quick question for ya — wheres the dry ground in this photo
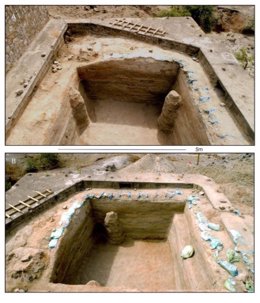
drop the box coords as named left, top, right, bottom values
left=47, top=5, right=254, bottom=77
left=70, top=153, right=254, bottom=217
left=6, top=153, right=254, bottom=216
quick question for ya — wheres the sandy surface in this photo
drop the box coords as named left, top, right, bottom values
left=48, top=5, right=254, bottom=79
left=6, top=153, right=254, bottom=216
left=73, top=239, right=175, bottom=290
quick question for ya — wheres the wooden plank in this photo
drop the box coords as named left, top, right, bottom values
left=133, top=24, right=142, bottom=32
left=23, top=197, right=35, bottom=203
left=19, top=200, right=32, bottom=208
left=136, top=24, right=145, bottom=33
left=144, top=26, right=151, bottom=34
left=116, top=19, right=124, bottom=26
left=130, top=23, right=138, bottom=30
left=112, top=19, right=119, bottom=24
left=139, top=25, right=150, bottom=31
left=152, top=28, right=160, bottom=36
left=5, top=213, right=11, bottom=218
left=124, top=24, right=132, bottom=29
left=5, top=189, right=53, bottom=216
left=34, top=191, right=47, bottom=198
left=109, top=19, right=166, bottom=37
left=8, top=204, right=22, bottom=213
left=122, top=21, right=129, bottom=29
left=27, top=195, right=39, bottom=202
left=147, top=28, right=155, bottom=34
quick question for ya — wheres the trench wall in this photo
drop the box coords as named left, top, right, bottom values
left=5, top=5, right=49, bottom=73
left=51, top=202, right=95, bottom=283
left=77, top=58, right=179, bottom=104
left=46, top=71, right=80, bottom=145
left=91, top=199, right=185, bottom=239
left=172, top=70, right=210, bottom=145
left=168, top=206, right=217, bottom=290
left=51, top=198, right=185, bottom=283
left=5, top=180, right=194, bottom=233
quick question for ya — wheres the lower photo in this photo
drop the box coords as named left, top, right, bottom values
left=5, top=153, right=254, bottom=293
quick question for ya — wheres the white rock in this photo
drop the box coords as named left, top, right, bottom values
left=181, top=245, right=194, bottom=259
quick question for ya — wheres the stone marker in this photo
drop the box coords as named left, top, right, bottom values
left=104, top=211, right=125, bottom=244
left=69, top=88, right=90, bottom=133
left=158, top=90, right=181, bottom=132
left=86, top=280, right=101, bottom=286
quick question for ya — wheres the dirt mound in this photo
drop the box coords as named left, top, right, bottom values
left=47, top=5, right=157, bottom=19
left=6, top=247, right=48, bottom=289
left=118, top=154, right=176, bottom=174
left=215, top=6, right=254, bottom=33
left=91, top=154, right=140, bottom=173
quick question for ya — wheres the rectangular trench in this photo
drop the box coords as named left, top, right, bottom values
left=49, top=190, right=217, bottom=291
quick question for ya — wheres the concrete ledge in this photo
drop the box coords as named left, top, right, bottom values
left=199, top=48, right=254, bottom=141
left=68, top=21, right=200, bottom=56
left=5, top=173, right=233, bottom=232
left=5, top=19, right=67, bottom=135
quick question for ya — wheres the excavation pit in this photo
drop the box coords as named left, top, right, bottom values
left=75, top=57, right=210, bottom=145
left=50, top=185, right=188, bottom=289
left=6, top=20, right=254, bottom=145
left=6, top=175, right=254, bottom=292
left=67, top=239, right=175, bottom=289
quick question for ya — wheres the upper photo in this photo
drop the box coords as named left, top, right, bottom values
left=5, top=5, right=255, bottom=145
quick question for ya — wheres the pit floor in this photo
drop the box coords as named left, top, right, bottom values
left=77, top=99, right=169, bottom=145
left=72, top=239, right=175, bottom=290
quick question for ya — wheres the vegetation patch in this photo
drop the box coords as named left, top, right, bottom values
left=5, top=162, right=25, bottom=191
left=25, top=154, right=61, bottom=173
left=242, top=20, right=255, bottom=35
left=235, top=47, right=254, bottom=69
left=156, top=6, right=191, bottom=17
left=156, top=5, right=216, bottom=32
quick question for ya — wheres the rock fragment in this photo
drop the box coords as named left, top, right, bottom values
left=158, top=90, right=182, bottom=132
left=69, top=88, right=90, bottom=133
left=86, top=280, right=101, bottom=286
left=15, top=89, right=23, bottom=96
left=104, top=211, right=125, bottom=244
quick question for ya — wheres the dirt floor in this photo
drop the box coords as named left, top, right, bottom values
left=73, top=239, right=175, bottom=290
left=47, top=5, right=254, bottom=77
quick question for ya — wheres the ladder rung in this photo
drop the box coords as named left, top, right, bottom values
left=19, top=200, right=32, bottom=208
left=145, top=26, right=151, bottom=34
left=8, top=204, right=22, bottom=213
left=27, top=195, right=39, bottom=202
left=34, top=191, right=46, bottom=197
